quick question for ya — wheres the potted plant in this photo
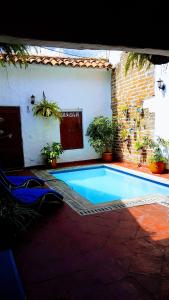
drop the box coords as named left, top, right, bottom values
left=120, top=104, right=130, bottom=119
left=32, top=92, right=62, bottom=120
left=41, top=142, right=63, bottom=168
left=86, top=116, right=118, bottom=162
left=120, top=127, right=129, bottom=142
left=136, top=106, right=144, bottom=118
left=148, top=150, right=167, bottom=174
left=134, top=136, right=150, bottom=166
left=146, top=137, right=168, bottom=174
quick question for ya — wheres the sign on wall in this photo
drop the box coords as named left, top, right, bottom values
left=62, top=112, right=80, bottom=118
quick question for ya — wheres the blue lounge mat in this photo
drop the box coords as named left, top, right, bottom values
left=0, top=249, right=25, bottom=300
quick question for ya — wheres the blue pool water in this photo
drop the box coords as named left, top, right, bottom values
left=51, top=166, right=169, bottom=204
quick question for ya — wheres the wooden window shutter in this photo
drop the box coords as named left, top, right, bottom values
left=60, top=111, right=83, bottom=150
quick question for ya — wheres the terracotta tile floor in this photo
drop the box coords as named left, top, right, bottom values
left=12, top=162, right=169, bottom=300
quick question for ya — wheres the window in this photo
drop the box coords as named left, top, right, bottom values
left=60, top=111, right=83, bottom=150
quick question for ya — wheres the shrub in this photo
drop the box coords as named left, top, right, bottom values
left=86, top=116, right=118, bottom=154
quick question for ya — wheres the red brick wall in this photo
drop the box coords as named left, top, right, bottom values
left=112, top=53, right=155, bottom=164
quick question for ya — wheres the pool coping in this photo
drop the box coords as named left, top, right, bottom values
left=32, top=164, right=169, bottom=216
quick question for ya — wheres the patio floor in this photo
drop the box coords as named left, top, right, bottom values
left=12, top=162, right=169, bottom=300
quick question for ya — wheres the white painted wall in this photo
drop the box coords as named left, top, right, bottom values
left=0, top=64, right=112, bottom=167
left=143, top=64, right=169, bottom=140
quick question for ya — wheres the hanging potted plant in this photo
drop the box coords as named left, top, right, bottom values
left=120, top=127, right=129, bottom=143
left=120, top=104, right=130, bottom=119
left=125, top=52, right=169, bottom=75
left=32, top=92, right=62, bottom=120
left=136, top=106, right=144, bottom=118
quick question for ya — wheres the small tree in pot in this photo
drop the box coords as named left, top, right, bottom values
left=86, top=116, right=118, bottom=162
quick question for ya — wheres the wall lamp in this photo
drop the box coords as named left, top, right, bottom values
left=157, top=78, right=166, bottom=91
left=27, top=95, right=36, bottom=113
left=30, top=95, right=36, bottom=105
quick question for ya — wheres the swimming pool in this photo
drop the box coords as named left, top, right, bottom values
left=51, top=165, right=169, bottom=205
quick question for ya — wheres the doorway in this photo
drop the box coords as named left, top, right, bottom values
left=0, top=106, right=24, bottom=170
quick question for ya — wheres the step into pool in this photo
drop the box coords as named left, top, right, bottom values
left=51, top=166, right=169, bottom=204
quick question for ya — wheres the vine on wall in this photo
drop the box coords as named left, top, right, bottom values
left=118, top=101, right=152, bottom=166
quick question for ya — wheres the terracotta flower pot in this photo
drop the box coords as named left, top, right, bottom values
left=50, top=158, right=57, bottom=168
left=102, top=152, right=113, bottom=162
left=148, top=162, right=165, bottom=174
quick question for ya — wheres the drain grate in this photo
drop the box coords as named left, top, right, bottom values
left=77, top=199, right=157, bottom=216
left=159, top=201, right=169, bottom=208
left=79, top=206, right=120, bottom=216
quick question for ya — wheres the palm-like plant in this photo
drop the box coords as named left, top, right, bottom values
left=0, top=197, right=39, bottom=246
left=125, top=52, right=169, bottom=75
left=32, top=92, right=62, bottom=120
left=125, top=52, right=152, bottom=75
left=0, top=43, right=29, bottom=67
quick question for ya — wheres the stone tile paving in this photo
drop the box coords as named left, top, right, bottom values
left=12, top=163, right=169, bottom=299
left=14, top=202, right=169, bottom=300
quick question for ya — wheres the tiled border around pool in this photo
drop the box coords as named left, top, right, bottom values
left=32, top=164, right=169, bottom=216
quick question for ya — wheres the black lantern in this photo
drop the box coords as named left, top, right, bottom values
left=157, top=79, right=165, bottom=90
left=30, top=95, right=35, bottom=104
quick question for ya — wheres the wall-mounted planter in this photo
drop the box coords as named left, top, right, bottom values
left=136, top=107, right=144, bottom=118
left=120, top=105, right=130, bottom=120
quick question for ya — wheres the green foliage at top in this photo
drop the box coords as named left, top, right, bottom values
left=41, top=142, right=63, bottom=162
left=125, top=52, right=152, bottom=75
left=32, top=92, right=62, bottom=120
left=0, top=43, right=29, bottom=68
left=86, top=116, right=118, bottom=154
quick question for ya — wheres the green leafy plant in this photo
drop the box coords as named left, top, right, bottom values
left=134, top=136, right=151, bottom=152
left=125, top=53, right=152, bottom=75
left=41, top=142, right=63, bottom=163
left=0, top=43, right=29, bottom=67
left=144, top=136, right=168, bottom=163
left=0, top=197, right=39, bottom=246
left=120, top=104, right=129, bottom=115
left=125, top=52, right=169, bottom=75
left=86, top=116, right=118, bottom=154
left=157, top=137, right=169, bottom=157
left=134, top=140, right=145, bottom=152
left=32, top=92, right=62, bottom=120
left=120, top=127, right=129, bottom=142
left=149, top=152, right=167, bottom=163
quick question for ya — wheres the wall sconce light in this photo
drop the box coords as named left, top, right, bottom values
left=30, top=95, right=35, bottom=105
left=27, top=95, right=36, bottom=113
left=157, top=78, right=166, bottom=90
